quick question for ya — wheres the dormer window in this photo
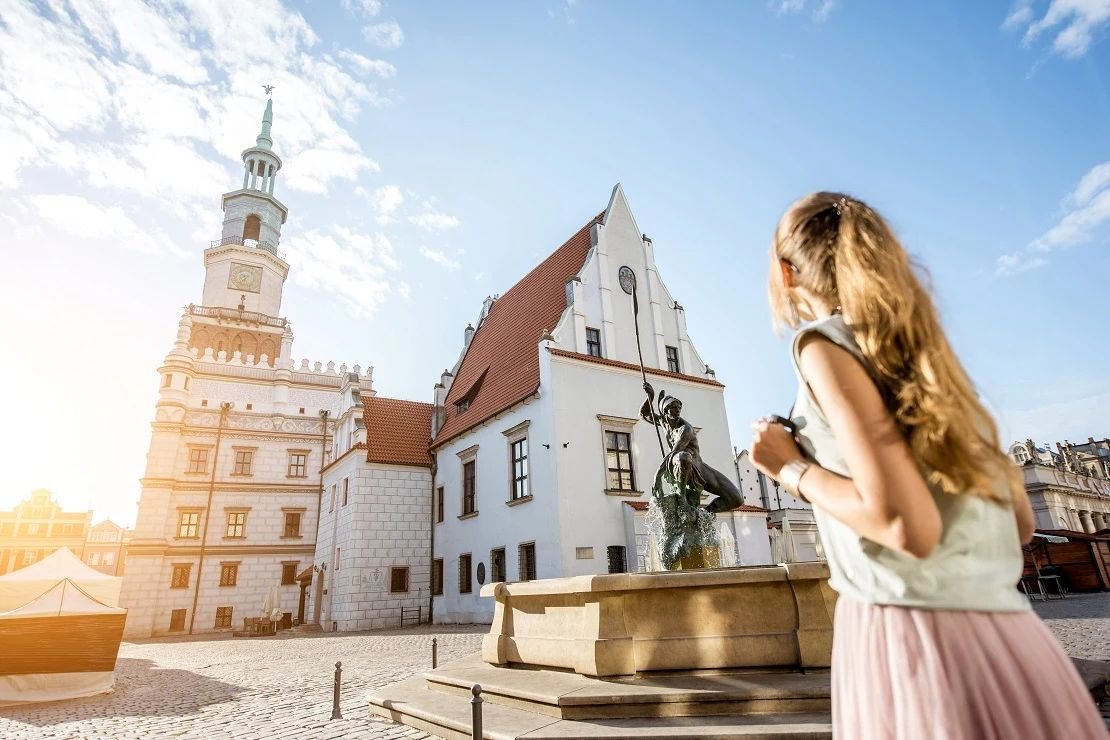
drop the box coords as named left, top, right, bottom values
left=456, top=399, right=470, bottom=414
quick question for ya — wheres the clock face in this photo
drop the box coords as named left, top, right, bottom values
left=228, top=262, right=263, bottom=293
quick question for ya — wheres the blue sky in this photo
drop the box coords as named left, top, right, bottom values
left=1, top=0, right=1107, bottom=525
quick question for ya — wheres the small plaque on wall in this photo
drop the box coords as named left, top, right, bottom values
left=476, top=562, right=486, bottom=586
left=228, top=262, right=263, bottom=293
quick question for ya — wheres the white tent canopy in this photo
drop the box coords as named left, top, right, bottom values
left=0, top=579, right=124, bottom=618
left=0, top=547, right=122, bottom=611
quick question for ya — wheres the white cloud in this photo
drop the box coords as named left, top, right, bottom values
left=337, top=50, right=397, bottom=79
left=771, top=0, right=839, bottom=22
left=419, top=246, right=461, bottom=271
left=996, top=160, right=1110, bottom=275
left=342, top=0, right=383, bottom=18
left=359, top=184, right=404, bottom=223
left=1003, top=0, right=1110, bottom=57
left=409, top=203, right=460, bottom=232
left=363, top=20, right=405, bottom=49
left=283, top=226, right=404, bottom=318
left=23, top=194, right=181, bottom=256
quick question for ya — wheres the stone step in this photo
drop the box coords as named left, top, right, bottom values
left=368, top=676, right=832, bottom=740
left=422, top=655, right=830, bottom=720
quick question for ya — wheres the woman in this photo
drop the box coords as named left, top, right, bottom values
left=749, top=192, right=1105, bottom=739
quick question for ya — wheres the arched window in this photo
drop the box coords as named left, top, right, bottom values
left=243, top=214, right=261, bottom=242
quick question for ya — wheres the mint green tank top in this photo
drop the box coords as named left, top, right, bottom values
left=790, top=315, right=1029, bottom=612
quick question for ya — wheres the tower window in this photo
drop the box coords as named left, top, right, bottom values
left=243, top=214, right=261, bottom=243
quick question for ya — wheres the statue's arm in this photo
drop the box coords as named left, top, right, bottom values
left=639, top=398, right=659, bottom=426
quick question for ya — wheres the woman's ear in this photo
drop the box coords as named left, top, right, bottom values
left=779, top=259, right=795, bottom=289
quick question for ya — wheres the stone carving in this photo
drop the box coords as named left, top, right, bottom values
left=639, top=382, right=744, bottom=570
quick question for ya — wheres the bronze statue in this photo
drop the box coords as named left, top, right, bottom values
left=641, top=382, right=744, bottom=569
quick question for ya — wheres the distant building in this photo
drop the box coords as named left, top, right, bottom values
left=735, top=449, right=822, bottom=563
left=119, top=99, right=371, bottom=638
left=1009, top=437, right=1110, bottom=533
left=0, top=489, right=92, bottom=574
left=428, top=186, right=770, bottom=625
left=84, top=521, right=132, bottom=576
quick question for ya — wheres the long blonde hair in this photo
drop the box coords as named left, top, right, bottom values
left=769, top=191, right=1019, bottom=503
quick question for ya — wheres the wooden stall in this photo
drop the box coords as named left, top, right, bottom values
left=1032, top=529, right=1110, bottom=592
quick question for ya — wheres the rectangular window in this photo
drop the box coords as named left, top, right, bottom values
left=510, top=438, right=529, bottom=500
left=334, top=547, right=341, bottom=571
left=170, top=564, right=191, bottom=589
left=281, top=562, right=298, bottom=585
left=490, top=547, right=505, bottom=583
left=214, top=606, right=233, bottom=629
left=607, top=545, right=627, bottom=574
left=187, top=448, right=208, bottom=474
left=169, top=609, right=186, bottom=631
left=103, top=552, right=114, bottom=566
left=329, top=484, right=336, bottom=513
left=462, top=460, right=476, bottom=515
left=288, top=451, right=308, bottom=477
left=89, top=552, right=101, bottom=565
left=666, top=345, right=680, bottom=373
left=586, top=327, right=602, bottom=357
left=575, top=547, right=594, bottom=560
left=390, top=567, right=409, bottom=593
left=233, top=450, right=253, bottom=476
left=436, top=487, right=444, bottom=523
left=605, top=431, right=635, bottom=491
left=518, top=543, right=536, bottom=582
left=219, top=563, right=238, bottom=587
left=162, top=373, right=172, bottom=388
left=22, top=551, right=37, bottom=566
left=177, top=511, right=201, bottom=538
left=225, top=512, right=246, bottom=538
left=459, top=553, right=472, bottom=594
left=432, top=558, right=444, bottom=596
left=283, top=512, right=302, bottom=538
left=342, top=478, right=349, bottom=506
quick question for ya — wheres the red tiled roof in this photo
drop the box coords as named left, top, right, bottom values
left=623, top=501, right=767, bottom=513
left=548, top=348, right=724, bottom=388
left=432, top=212, right=605, bottom=449
left=363, top=396, right=434, bottom=467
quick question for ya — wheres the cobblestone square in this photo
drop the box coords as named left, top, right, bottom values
left=0, top=594, right=1106, bottom=739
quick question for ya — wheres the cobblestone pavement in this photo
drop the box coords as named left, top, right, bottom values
left=0, top=624, right=485, bottom=740
left=1, top=594, right=1106, bottom=739
left=1033, top=591, right=1110, bottom=662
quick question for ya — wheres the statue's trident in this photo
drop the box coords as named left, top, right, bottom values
left=618, top=265, right=666, bottom=456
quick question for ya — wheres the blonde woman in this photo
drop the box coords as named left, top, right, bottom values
left=750, top=192, right=1105, bottom=739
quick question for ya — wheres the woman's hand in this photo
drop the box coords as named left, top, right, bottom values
left=750, top=418, right=803, bottom=480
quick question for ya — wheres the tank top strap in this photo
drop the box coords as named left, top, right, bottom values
left=790, top=315, right=874, bottom=414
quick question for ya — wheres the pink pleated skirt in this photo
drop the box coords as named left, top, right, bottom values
left=832, top=596, right=1107, bottom=739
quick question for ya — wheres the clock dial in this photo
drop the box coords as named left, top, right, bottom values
left=227, top=262, right=263, bottom=293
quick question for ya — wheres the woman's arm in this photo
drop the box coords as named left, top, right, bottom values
left=752, top=335, right=942, bottom=558
left=1012, top=484, right=1035, bottom=544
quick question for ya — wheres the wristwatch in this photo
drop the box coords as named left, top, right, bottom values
left=778, top=458, right=812, bottom=499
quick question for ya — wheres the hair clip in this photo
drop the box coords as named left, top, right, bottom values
left=833, top=197, right=849, bottom=216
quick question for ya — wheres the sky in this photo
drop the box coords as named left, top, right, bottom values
left=1, top=0, right=1108, bottom=527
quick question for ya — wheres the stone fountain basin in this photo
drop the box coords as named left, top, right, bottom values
left=480, top=562, right=836, bottom=678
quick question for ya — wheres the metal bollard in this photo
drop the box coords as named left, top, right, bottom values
left=331, top=661, right=343, bottom=720
left=432, top=637, right=438, bottom=669
left=470, top=683, right=483, bottom=739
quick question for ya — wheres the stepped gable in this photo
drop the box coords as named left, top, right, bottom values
left=363, top=396, right=434, bottom=467
left=432, top=212, right=604, bottom=448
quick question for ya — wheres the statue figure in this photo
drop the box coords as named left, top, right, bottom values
left=640, top=382, right=744, bottom=569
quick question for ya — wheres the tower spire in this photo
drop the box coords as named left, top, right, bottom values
left=256, top=97, right=274, bottom=150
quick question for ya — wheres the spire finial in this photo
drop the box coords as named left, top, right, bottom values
left=255, top=91, right=274, bottom=150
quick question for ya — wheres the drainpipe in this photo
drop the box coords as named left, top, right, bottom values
left=428, top=459, right=437, bottom=624
left=315, top=410, right=330, bottom=535
left=189, top=401, right=232, bottom=635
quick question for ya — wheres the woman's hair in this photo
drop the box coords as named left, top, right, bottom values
left=769, top=191, right=1019, bottom=503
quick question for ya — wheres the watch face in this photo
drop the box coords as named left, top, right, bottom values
left=228, top=262, right=263, bottom=293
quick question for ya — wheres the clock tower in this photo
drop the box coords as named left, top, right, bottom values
left=191, top=96, right=291, bottom=366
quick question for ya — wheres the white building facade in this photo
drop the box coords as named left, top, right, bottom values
left=431, top=186, right=770, bottom=624
left=735, top=449, right=822, bottom=563
left=1009, top=438, right=1110, bottom=533
left=120, top=100, right=372, bottom=638
left=310, top=389, right=435, bottom=633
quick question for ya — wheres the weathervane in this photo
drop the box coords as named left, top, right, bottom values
left=262, top=84, right=275, bottom=97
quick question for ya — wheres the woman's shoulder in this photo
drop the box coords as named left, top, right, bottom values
left=791, top=314, right=865, bottom=368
